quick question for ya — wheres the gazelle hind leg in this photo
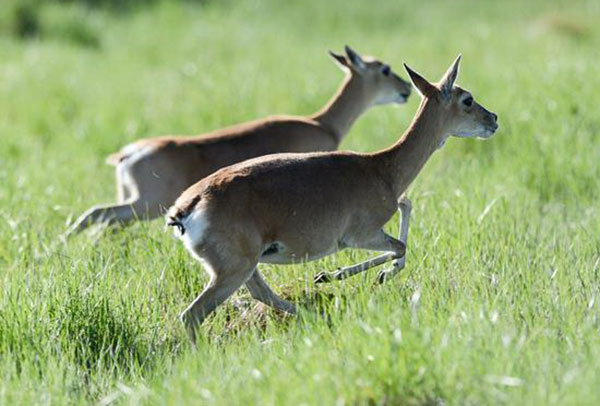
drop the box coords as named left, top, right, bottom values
left=246, top=269, right=296, bottom=314
left=66, top=167, right=175, bottom=237
left=65, top=199, right=161, bottom=237
left=376, top=197, right=412, bottom=284
left=180, top=267, right=256, bottom=343
left=314, top=229, right=405, bottom=283
left=66, top=201, right=137, bottom=236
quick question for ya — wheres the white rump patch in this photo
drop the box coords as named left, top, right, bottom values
left=178, top=207, right=210, bottom=256
left=115, top=144, right=157, bottom=197
left=177, top=207, right=214, bottom=277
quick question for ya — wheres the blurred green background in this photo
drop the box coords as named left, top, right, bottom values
left=1, top=0, right=599, bottom=405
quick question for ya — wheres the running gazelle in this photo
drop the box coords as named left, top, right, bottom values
left=167, top=56, right=499, bottom=342
left=66, top=46, right=411, bottom=236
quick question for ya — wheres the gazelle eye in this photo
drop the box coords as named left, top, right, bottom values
left=463, top=97, right=473, bottom=107
left=381, top=65, right=391, bottom=76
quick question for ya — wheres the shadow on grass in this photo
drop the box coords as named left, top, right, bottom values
left=354, top=394, right=446, bottom=406
left=203, top=286, right=354, bottom=338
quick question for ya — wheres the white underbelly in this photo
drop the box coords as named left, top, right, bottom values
left=258, top=241, right=341, bottom=265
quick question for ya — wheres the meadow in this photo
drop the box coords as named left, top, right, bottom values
left=1, top=0, right=600, bottom=404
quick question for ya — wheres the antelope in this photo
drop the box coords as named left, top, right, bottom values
left=167, top=55, right=498, bottom=342
left=65, top=46, right=412, bottom=236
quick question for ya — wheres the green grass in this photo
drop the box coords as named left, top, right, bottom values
left=1, top=0, right=600, bottom=404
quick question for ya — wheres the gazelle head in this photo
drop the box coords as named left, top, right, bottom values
left=404, top=55, right=499, bottom=140
left=329, top=45, right=412, bottom=105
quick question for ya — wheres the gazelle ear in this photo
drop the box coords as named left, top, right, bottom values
left=344, top=45, right=366, bottom=71
left=403, top=63, right=436, bottom=98
left=439, top=54, right=461, bottom=101
left=329, top=50, right=349, bottom=71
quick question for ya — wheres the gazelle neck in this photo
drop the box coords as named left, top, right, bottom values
left=374, top=98, right=449, bottom=198
left=312, top=75, right=371, bottom=143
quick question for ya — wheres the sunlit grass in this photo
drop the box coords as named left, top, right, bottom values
left=1, top=0, right=599, bottom=404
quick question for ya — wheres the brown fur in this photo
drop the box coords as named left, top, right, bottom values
left=66, top=47, right=411, bottom=236
left=169, top=56, right=499, bottom=342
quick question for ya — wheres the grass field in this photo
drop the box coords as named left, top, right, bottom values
left=1, top=0, right=600, bottom=404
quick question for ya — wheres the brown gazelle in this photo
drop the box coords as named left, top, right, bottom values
left=167, top=56, right=498, bottom=342
left=65, top=46, right=412, bottom=236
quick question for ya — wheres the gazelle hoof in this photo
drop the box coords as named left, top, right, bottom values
left=314, top=271, right=332, bottom=284
left=375, top=270, right=389, bottom=285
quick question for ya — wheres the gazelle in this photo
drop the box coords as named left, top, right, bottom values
left=65, top=46, right=412, bottom=236
left=167, top=55, right=498, bottom=342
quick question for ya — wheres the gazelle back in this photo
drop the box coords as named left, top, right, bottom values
left=66, top=46, right=411, bottom=236
left=167, top=56, right=498, bottom=343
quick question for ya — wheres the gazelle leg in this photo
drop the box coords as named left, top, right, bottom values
left=376, top=197, right=412, bottom=284
left=314, top=252, right=397, bottom=283
left=245, top=269, right=296, bottom=314
left=64, top=199, right=161, bottom=237
left=314, top=230, right=405, bottom=283
left=180, top=267, right=255, bottom=343
left=65, top=202, right=137, bottom=236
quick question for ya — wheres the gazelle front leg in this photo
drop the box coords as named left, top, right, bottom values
left=314, top=230, right=405, bottom=283
left=376, top=197, right=412, bottom=284
left=314, top=197, right=412, bottom=284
